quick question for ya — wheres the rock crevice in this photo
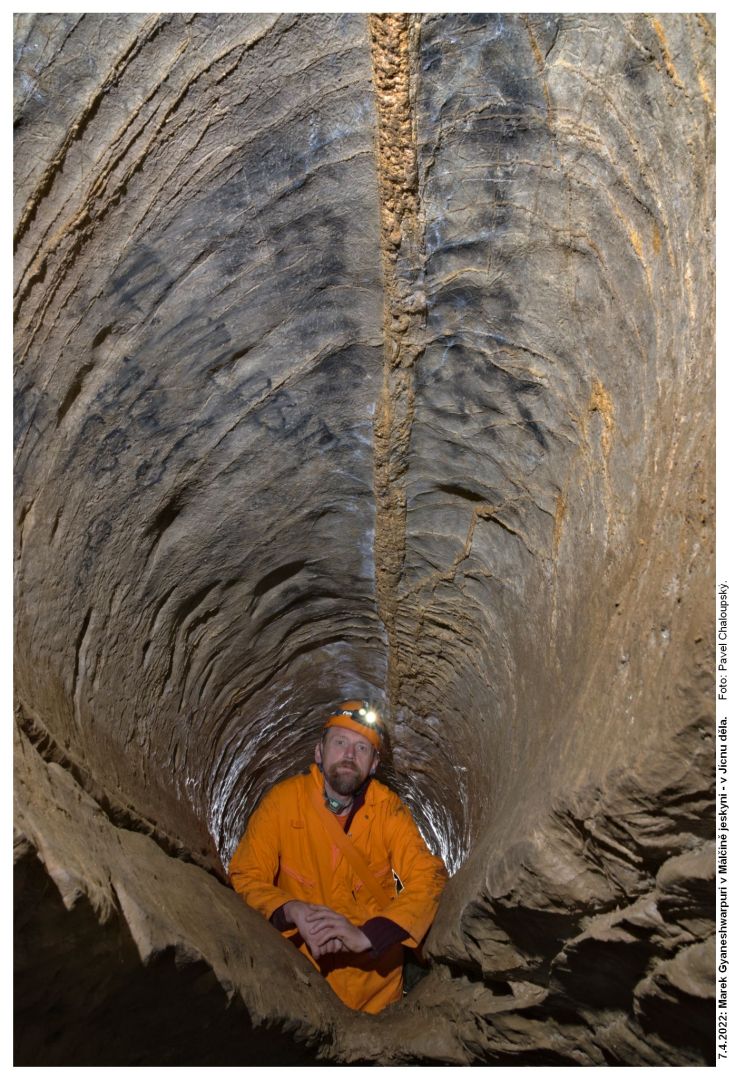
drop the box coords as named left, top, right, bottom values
left=370, top=12, right=425, bottom=710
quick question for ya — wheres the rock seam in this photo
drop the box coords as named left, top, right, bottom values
left=368, top=13, right=425, bottom=711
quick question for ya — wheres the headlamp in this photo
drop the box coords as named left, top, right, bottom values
left=341, top=700, right=378, bottom=724
left=328, top=699, right=385, bottom=743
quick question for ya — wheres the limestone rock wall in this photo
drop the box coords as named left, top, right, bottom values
left=14, top=13, right=715, bottom=1066
left=15, top=12, right=387, bottom=870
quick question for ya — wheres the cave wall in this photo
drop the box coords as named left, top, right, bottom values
left=14, top=12, right=715, bottom=1066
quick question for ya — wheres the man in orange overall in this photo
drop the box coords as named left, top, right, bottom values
left=228, top=700, right=447, bottom=1014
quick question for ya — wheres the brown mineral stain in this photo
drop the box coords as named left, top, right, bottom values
left=695, top=13, right=715, bottom=42
left=651, top=17, right=685, bottom=89
left=652, top=223, right=662, bottom=255
left=553, top=491, right=566, bottom=555
left=522, top=16, right=543, bottom=67
left=368, top=14, right=424, bottom=707
left=521, top=15, right=553, bottom=127
left=588, top=379, right=614, bottom=457
left=629, top=228, right=643, bottom=261
left=697, top=70, right=715, bottom=113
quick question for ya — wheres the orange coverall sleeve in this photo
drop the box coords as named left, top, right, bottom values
left=377, top=793, right=448, bottom=948
left=227, top=788, right=298, bottom=922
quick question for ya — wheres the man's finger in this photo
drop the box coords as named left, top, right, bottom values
left=318, top=937, right=343, bottom=956
left=306, top=914, right=344, bottom=929
left=303, top=908, right=341, bottom=924
left=307, top=923, right=346, bottom=944
left=307, top=924, right=343, bottom=947
left=309, top=936, right=342, bottom=958
left=320, top=921, right=353, bottom=940
left=305, top=911, right=350, bottom=929
left=300, top=911, right=339, bottom=929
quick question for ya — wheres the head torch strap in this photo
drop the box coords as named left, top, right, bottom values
left=323, top=713, right=382, bottom=749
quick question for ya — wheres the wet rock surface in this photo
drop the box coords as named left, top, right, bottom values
left=14, top=13, right=714, bottom=1066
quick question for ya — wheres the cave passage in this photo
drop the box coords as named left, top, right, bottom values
left=14, top=12, right=714, bottom=1067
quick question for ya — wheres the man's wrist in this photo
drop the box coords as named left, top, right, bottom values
left=282, top=900, right=301, bottom=921
left=271, top=902, right=298, bottom=930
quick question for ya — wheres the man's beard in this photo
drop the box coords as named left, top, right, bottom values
left=327, top=762, right=364, bottom=797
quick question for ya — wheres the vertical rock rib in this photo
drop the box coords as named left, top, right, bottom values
left=368, top=14, right=424, bottom=709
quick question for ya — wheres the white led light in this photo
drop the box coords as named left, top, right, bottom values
left=364, top=710, right=378, bottom=725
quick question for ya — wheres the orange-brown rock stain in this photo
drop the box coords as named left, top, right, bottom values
left=368, top=14, right=425, bottom=708
left=650, top=17, right=685, bottom=90
left=587, top=379, right=615, bottom=459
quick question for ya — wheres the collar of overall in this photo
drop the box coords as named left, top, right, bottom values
left=319, top=768, right=371, bottom=816
left=324, top=792, right=350, bottom=813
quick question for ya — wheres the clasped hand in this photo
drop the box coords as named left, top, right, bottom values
left=283, top=901, right=372, bottom=959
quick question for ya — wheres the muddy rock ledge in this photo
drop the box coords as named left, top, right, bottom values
left=14, top=13, right=714, bottom=1066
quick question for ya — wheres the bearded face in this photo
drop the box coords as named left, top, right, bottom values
left=327, top=758, right=367, bottom=796
left=315, top=727, right=378, bottom=798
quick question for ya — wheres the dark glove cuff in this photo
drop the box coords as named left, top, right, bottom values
left=270, top=903, right=295, bottom=931
left=360, top=916, right=408, bottom=957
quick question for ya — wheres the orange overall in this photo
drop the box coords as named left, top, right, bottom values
left=228, top=764, right=447, bottom=1013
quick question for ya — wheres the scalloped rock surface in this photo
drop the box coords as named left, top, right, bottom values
left=14, top=12, right=715, bottom=1066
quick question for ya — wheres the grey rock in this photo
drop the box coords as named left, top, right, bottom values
left=14, top=11, right=715, bottom=1066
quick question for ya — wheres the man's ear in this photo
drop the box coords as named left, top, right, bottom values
left=369, top=752, right=379, bottom=776
left=314, top=740, right=323, bottom=766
